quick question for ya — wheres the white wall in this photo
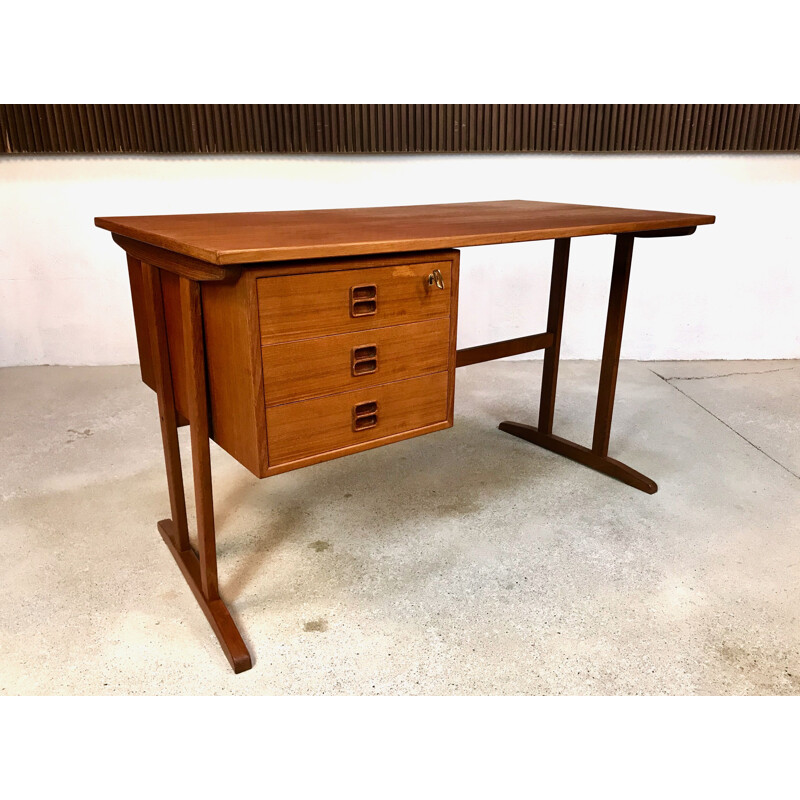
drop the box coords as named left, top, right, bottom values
left=1, top=153, right=798, bottom=367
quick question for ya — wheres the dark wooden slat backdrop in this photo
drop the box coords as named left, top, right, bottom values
left=2, top=105, right=798, bottom=154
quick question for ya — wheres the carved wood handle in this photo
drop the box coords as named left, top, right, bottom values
left=352, top=400, right=378, bottom=431
left=351, top=344, right=378, bottom=376
left=350, top=284, right=377, bottom=316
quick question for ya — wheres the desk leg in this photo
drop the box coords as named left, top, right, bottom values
left=499, top=234, right=657, bottom=494
left=142, top=263, right=252, bottom=673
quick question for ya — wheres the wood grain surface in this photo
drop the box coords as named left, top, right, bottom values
left=266, top=371, right=450, bottom=466
left=258, top=260, right=452, bottom=344
left=96, top=200, right=715, bottom=265
left=262, top=318, right=451, bottom=406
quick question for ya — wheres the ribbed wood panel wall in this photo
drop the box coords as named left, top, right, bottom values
left=2, top=105, right=799, bottom=154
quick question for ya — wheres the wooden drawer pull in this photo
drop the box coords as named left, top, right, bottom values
left=352, top=400, right=378, bottom=431
left=350, top=284, right=377, bottom=317
left=351, top=344, right=378, bottom=376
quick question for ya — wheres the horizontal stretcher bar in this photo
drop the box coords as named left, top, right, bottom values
left=456, top=332, right=554, bottom=368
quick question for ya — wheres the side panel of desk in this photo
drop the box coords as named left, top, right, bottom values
left=126, top=255, right=266, bottom=472
left=201, top=272, right=268, bottom=476
left=126, top=255, right=156, bottom=390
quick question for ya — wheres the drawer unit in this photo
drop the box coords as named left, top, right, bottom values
left=266, top=371, right=450, bottom=467
left=193, top=251, right=459, bottom=478
left=258, top=260, right=452, bottom=344
left=262, top=317, right=451, bottom=406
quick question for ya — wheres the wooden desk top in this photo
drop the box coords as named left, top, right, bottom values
left=96, top=200, right=715, bottom=265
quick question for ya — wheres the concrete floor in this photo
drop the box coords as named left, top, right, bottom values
left=1, top=360, right=798, bottom=695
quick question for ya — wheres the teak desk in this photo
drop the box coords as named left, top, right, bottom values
left=96, top=200, right=715, bottom=673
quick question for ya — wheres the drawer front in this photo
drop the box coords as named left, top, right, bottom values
left=267, top=371, right=449, bottom=466
left=262, top=318, right=450, bottom=406
left=258, top=261, right=452, bottom=344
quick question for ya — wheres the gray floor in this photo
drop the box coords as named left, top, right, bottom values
left=1, top=360, right=798, bottom=695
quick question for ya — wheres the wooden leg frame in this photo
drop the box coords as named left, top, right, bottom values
left=458, top=234, right=658, bottom=494
left=142, top=264, right=252, bottom=673
left=497, top=234, right=658, bottom=494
